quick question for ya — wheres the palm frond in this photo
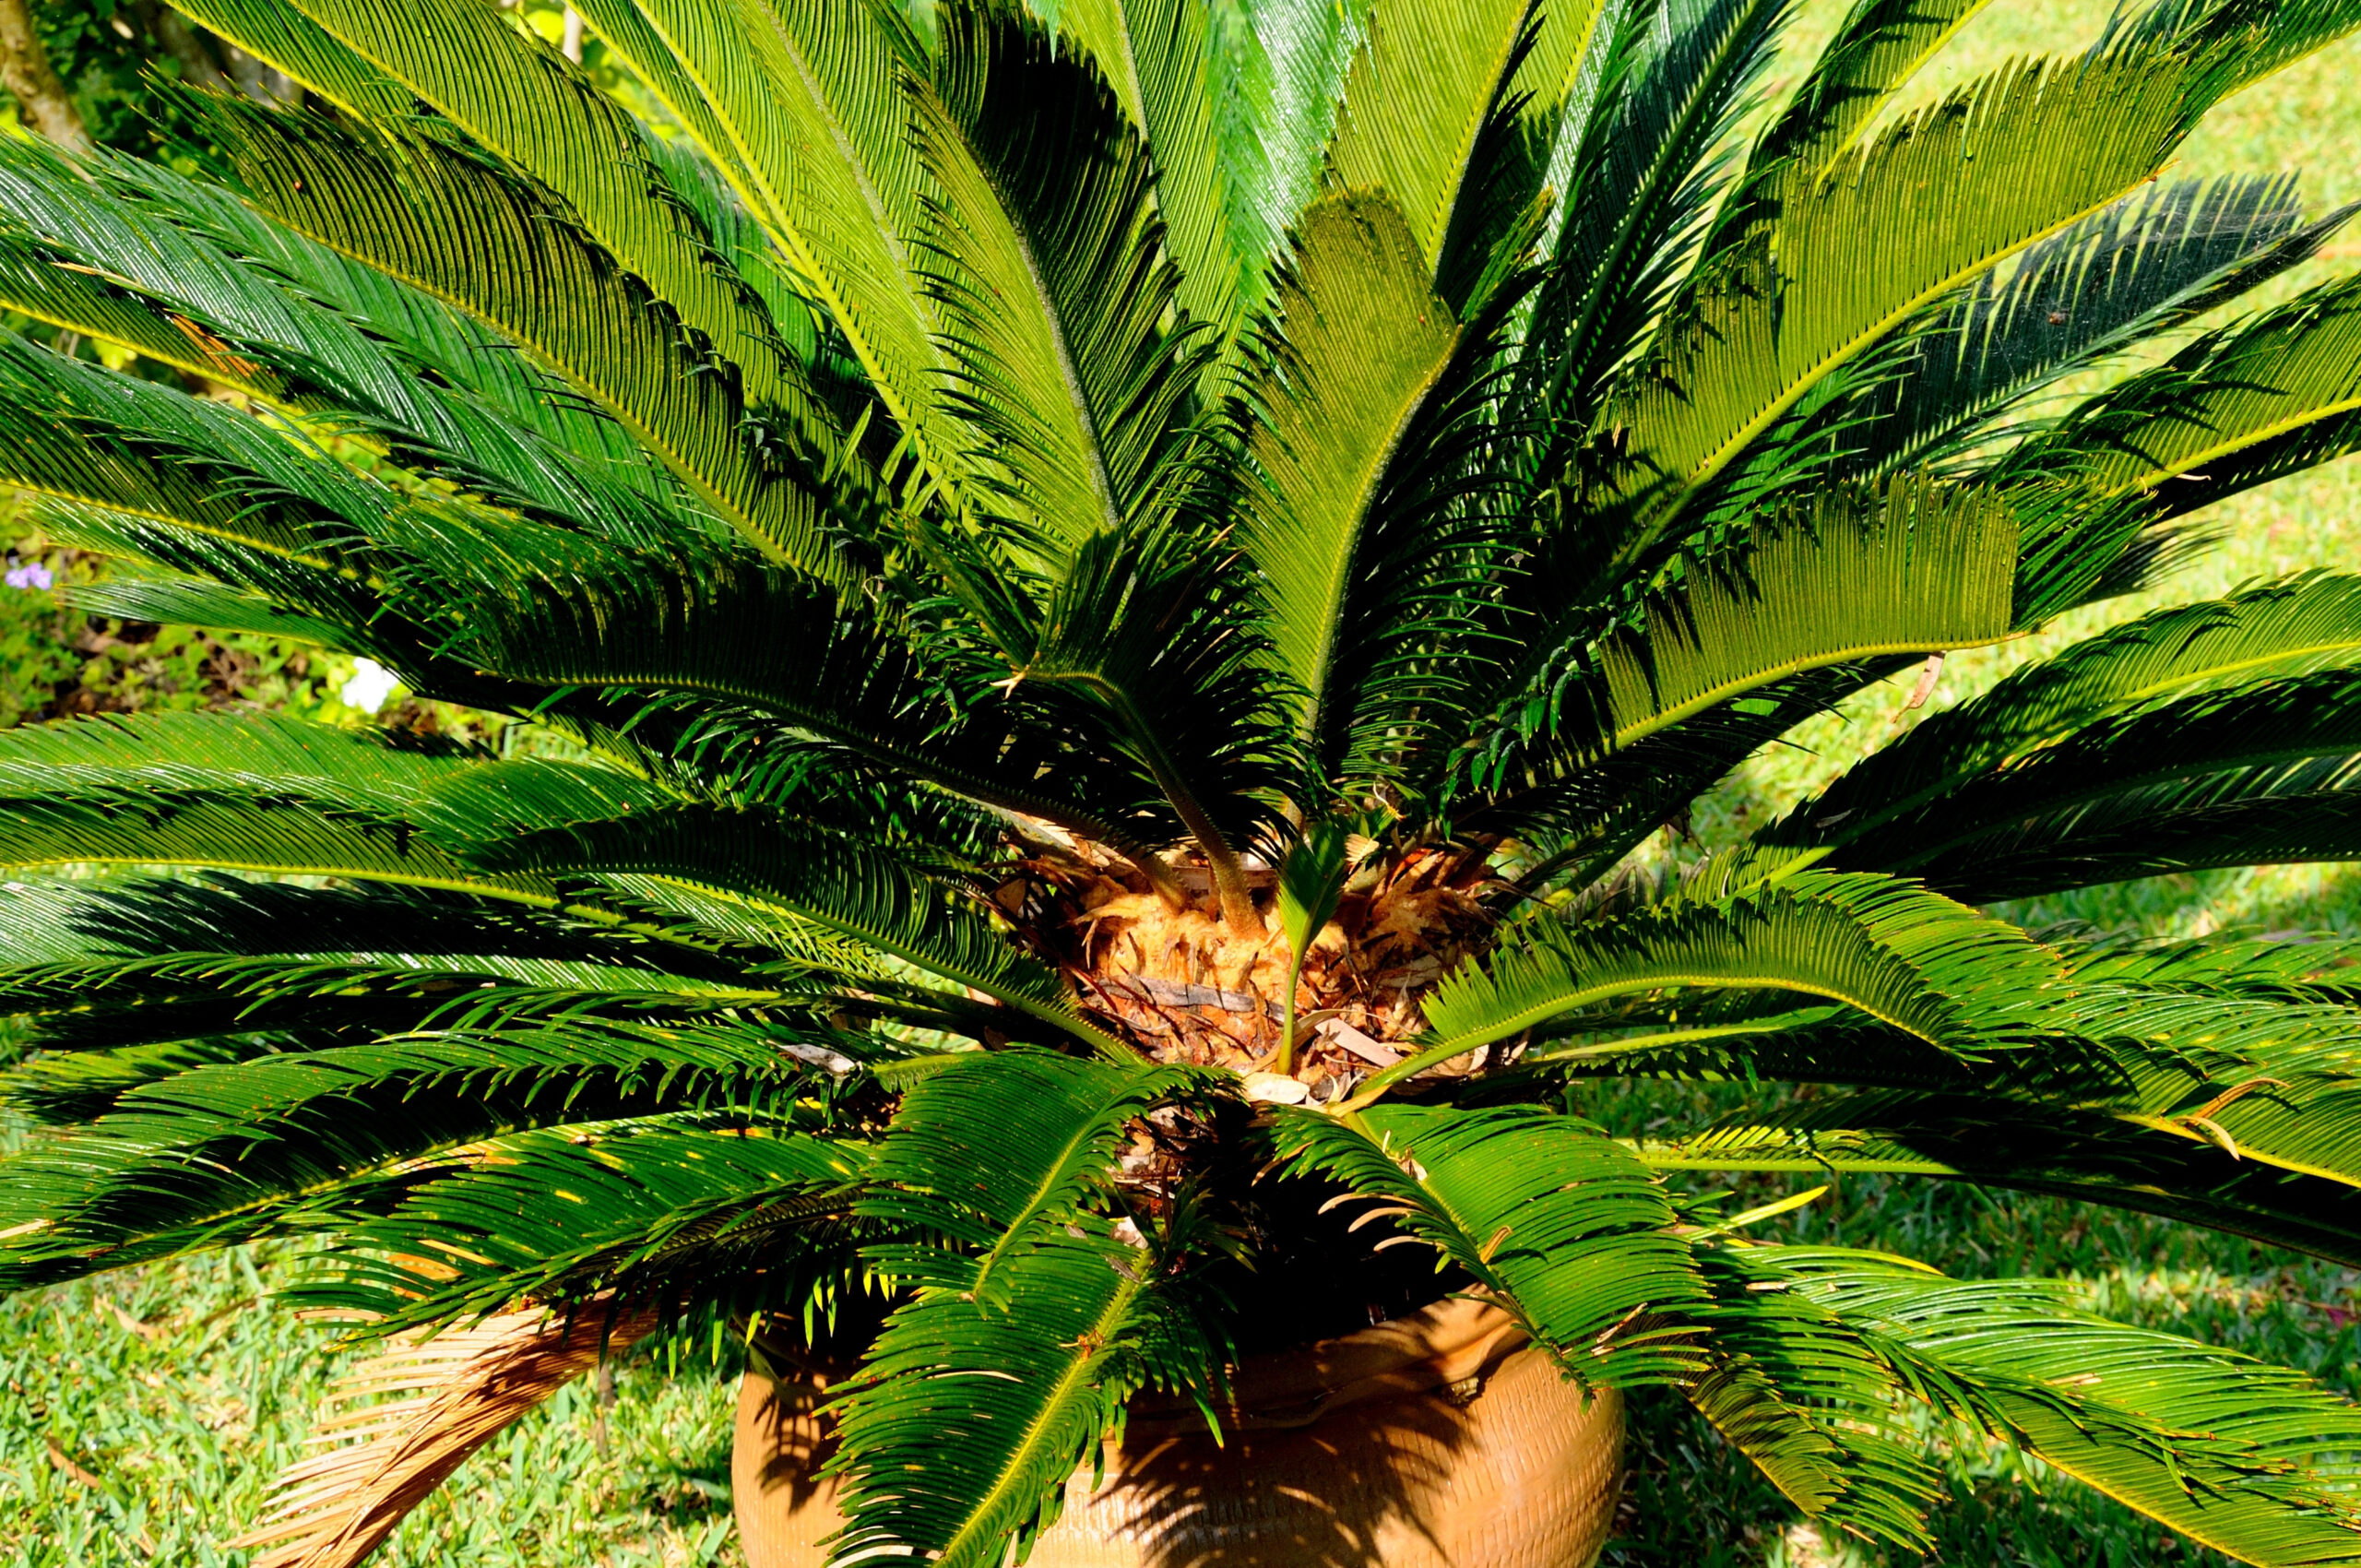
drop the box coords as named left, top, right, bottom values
left=2148, top=0, right=2361, bottom=114
left=1779, top=571, right=2361, bottom=852
left=1745, top=0, right=1990, bottom=177
left=1518, top=0, right=1795, bottom=492
left=856, top=1050, right=1195, bottom=1296
left=1694, top=1246, right=2361, bottom=1564
left=204, top=100, right=844, bottom=577
left=0, top=709, right=664, bottom=877
left=2004, top=268, right=2361, bottom=521
left=1828, top=175, right=2353, bottom=480
left=828, top=1221, right=1218, bottom=1568
left=915, top=0, right=1210, bottom=563
left=1240, top=190, right=1519, bottom=782
left=1323, top=0, right=1547, bottom=283
left=1200, top=0, right=1359, bottom=323
left=1631, top=1087, right=2361, bottom=1267
left=1593, top=477, right=2015, bottom=750
left=1677, top=1278, right=1946, bottom=1550
left=431, top=543, right=1169, bottom=854
left=252, top=0, right=816, bottom=426
left=1268, top=1101, right=1708, bottom=1384
left=1416, top=861, right=2058, bottom=1068
left=1471, top=666, right=1879, bottom=892
left=1021, top=521, right=1294, bottom=918
left=0, top=1026, right=819, bottom=1291
left=1060, top=0, right=1249, bottom=347
left=297, top=1123, right=867, bottom=1330
left=1812, top=670, right=2361, bottom=896
left=608, top=0, right=967, bottom=485
left=471, top=803, right=1127, bottom=1053
left=827, top=1051, right=1219, bottom=1567
left=234, top=1301, right=659, bottom=1568
left=53, top=145, right=683, bottom=530
left=162, top=0, right=414, bottom=117
left=1615, top=45, right=2194, bottom=540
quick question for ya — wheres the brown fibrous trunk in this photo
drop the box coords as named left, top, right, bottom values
left=996, top=840, right=1502, bottom=1094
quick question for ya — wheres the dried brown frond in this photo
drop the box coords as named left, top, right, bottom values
left=233, top=1301, right=658, bottom=1568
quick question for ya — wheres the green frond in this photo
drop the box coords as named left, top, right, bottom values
left=1462, top=665, right=1874, bottom=894
left=1618, top=46, right=2194, bottom=532
left=827, top=1221, right=1219, bottom=1568
left=294, top=1123, right=867, bottom=1331
left=1201, top=0, right=1358, bottom=323
left=0, top=334, right=379, bottom=590
left=2159, top=0, right=2361, bottom=114
left=915, top=1, right=1209, bottom=561
left=1780, top=571, right=2361, bottom=852
left=1323, top=0, right=1543, bottom=283
left=1747, top=0, right=1990, bottom=178
left=255, top=0, right=814, bottom=425
left=430, top=544, right=1151, bottom=843
left=0, top=926, right=839, bottom=1057
left=0, top=873, right=885, bottom=1003
left=2037, top=982, right=2361, bottom=1183
left=567, top=0, right=745, bottom=184
left=0, top=711, right=674, bottom=906
left=3, top=1039, right=273, bottom=1129
left=1268, top=1101, right=1708, bottom=1384
left=1057, top=0, right=1244, bottom=350
left=206, top=101, right=843, bottom=576
left=1240, top=190, right=1517, bottom=776
left=65, top=576, right=357, bottom=651
left=1813, top=669, right=2361, bottom=897
left=0, top=1028, right=813, bottom=1292
left=857, top=1051, right=1196, bottom=1295
left=2010, top=268, right=2361, bottom=519
left=828, top=1051, right=1219, bottom=1566
left=162, top=0, right=414, bottom=116
left=1020, top=523, right=1292, bottom=909
left=1830, top=175, right=2352, bottom=481
left=34, top=144, right=685, bottom=532
left=1678, top=1277, right=1948, bottom=1549
left=0, top=234, right=287, bottom=407
left=1416, top=862, right=2058, bottom=1067
left=1611, top=974, right=2361, bottom=1193
left=613, top=0, right=967, bottom=488
left=1595, top=478, right=2016, bottom=751
left=2064, top=930, right=2361, bottom=1002
left=1631, top=1087, right=2361, bottom=1266
left=1516, top=0, right=1792, bottom=488
left=1699, top=1247, right=2361, bottom=1565
left=470, top=803, right=1127, bottom=1054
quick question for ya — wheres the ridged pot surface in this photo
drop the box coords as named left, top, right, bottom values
left=732, top=1297, right=1623, bottom=1568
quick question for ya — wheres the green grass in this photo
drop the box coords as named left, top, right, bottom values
left=0, top=1233, right=750, bottom=1566
left=7, top=3, right=2361, bottom=1562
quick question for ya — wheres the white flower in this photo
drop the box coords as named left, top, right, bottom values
left=339, top=658, right=401, bottom=714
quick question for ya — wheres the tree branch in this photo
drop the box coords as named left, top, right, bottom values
left=0, top=0, right=89, bottom=155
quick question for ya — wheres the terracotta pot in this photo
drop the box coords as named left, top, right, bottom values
left=733, top=1297, right=1623, bottom=1568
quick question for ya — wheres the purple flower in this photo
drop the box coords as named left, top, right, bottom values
left=4, top=561, right=53, bottom=590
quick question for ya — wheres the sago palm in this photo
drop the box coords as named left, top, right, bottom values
left=7, top=0, right=2361, bottom=1560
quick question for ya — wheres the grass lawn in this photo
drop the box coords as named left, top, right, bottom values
left=8, top=2, right=2361, bottom=1562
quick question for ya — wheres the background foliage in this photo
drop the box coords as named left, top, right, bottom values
left=2, top=0, right=2360, bottom=1562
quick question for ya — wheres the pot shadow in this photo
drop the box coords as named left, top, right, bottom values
left=737, top=1348, right=844, bottom=1526
left=735, top=1367, right=1478, bottom=1568
left=1082, top=1393, right=1471, bottom=1568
